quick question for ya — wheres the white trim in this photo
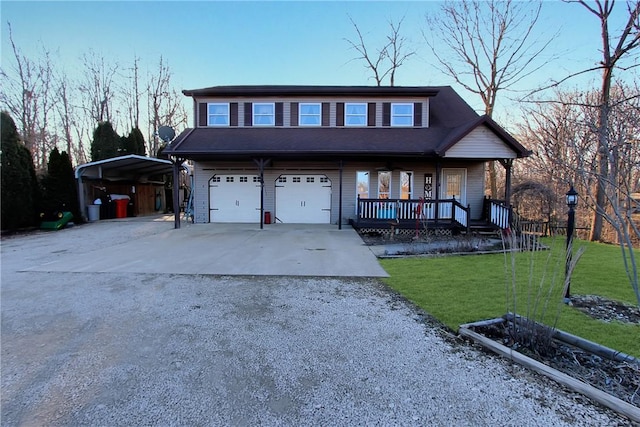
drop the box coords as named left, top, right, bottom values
left=391, top=103, right=413, bottom=127
left=207, top=103, right=229, bottom=126
left=377, top=171, right=391, bottom=199
left=252, top=102, right=275, bottom=126
left=345, top=102, right=367, bottom=127
left=400, top=171, right=414, bottom=199
left=299, top=102, right=321, bottom=126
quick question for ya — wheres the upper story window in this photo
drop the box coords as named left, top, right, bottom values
left=345, top=103, right=367, bottom=126
left=208, top=103, right=229, bottom=126
left=391, top=103, right=413, bottom=126
left=299, top=103, right=321, bottom=126
left=253, top=103, right=275, bottom=126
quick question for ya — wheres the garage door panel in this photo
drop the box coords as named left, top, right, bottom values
left=275, top=175, right=331, bottom=224
left=209, top=175, right=260, bottom=223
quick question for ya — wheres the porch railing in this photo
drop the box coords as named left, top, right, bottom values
left=486, top=198, right=511, bottom=230
left=356, top=197, right=470, bottom=228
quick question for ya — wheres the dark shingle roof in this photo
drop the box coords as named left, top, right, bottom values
left=183, top=85, right=439, bottom=98
left=167, top=127, right=450, bottom=158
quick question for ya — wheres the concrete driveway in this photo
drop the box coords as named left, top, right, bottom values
left=19, top=219, right=388, bottom=277
left=1, top=217, right=620, bottom=425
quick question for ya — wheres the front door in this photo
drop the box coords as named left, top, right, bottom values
left=440, top=168, right=466, bottom=218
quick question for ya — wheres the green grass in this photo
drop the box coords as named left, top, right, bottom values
left=380, top=237, right=640, bottom=358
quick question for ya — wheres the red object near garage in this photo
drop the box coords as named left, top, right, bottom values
left=264, top=211, right=272, bottom=224
left=114, top=199, right=128, bottom=218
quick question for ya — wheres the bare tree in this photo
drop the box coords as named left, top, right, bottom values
left=146, top=56, right=187, bottom=156
left=79, top=50, right=119, bottom=125
left=0, top=23, right=56, bottom=170
left=120, top=55, right=143, bottom=131
left=55, top=73, right=74, bottom=159
left=571, top=0, right=640, bottom=242
left=345, top=15, right=416, bottom=86
left=424, top=0, right=554, bottom=198
left=517, top=85, right=640, bottom=305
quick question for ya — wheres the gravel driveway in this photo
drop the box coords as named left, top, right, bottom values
left=1, top=218, right=626, bottom=425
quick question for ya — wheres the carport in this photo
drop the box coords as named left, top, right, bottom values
left=75, top=155, right=176, bottom=221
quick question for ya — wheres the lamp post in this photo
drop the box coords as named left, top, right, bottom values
left=564, top=185, right=578, bottom=303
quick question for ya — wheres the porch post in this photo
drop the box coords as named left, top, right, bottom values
left=435, top=160, right=442, bottom=223
left=171, top=157, right=185, bottom=229
left=504, top=159, right=513, bottom=206
left=253, top=158, right=268, bottom=230
left=338, top=160, right=343, bottom=230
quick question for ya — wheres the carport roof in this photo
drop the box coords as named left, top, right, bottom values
left=75, top=155, right=173, bottom=178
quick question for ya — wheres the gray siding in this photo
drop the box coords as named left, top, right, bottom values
left=193, top=159, right=485, bottom=224
left=444, top=126, right=517, bottom=158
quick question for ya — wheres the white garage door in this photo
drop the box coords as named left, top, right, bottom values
left=209, top=175, right=260, bottom=223
left=275, top=175, right=331, bottom=224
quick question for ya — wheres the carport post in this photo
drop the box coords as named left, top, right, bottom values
left=172, top=157, right=185, bottom=229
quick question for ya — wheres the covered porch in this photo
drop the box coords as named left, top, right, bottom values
left=350, top=196, right=512, bottom=234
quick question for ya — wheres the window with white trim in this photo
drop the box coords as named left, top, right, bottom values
left=208, top=103, right=229, bottom=126
left=345, top=103, right=367, bottom=126
left=400, top=171, right=413, bottom=199
left=378, top=171, right=391, bottom=199
left=253, top=103, right=275, bottom=126
left=299, top=103, right=321, bottom=126
left=391, top=103, right=413, bottom=126
left=356, top=171, right=369, bottom=199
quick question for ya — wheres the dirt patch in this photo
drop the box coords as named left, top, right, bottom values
left=571, top=294, right=640, bottom=324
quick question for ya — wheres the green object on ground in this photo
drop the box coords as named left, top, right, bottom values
left=40, top=211, right=73, bottom=231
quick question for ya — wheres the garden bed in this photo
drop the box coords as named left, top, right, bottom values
left=460, top=308, right=640, bottom=422
left=359, top=231, right=505, bottom=256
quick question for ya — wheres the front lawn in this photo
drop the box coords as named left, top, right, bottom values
left=380, top=237, right=640, bottom=358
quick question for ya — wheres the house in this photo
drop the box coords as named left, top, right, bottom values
left=164, top=85, right=530, bottom=232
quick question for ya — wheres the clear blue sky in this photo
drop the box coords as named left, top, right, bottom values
left=1, top=1, right=636, bottom=121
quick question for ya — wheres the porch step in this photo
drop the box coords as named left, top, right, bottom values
left=468, top=221, right=500, bottom=235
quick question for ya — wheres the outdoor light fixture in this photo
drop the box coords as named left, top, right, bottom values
left=566, top=186, right=578, bottom=208
left=564, top=185, right=578, bottom=303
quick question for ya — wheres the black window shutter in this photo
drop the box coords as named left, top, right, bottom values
left=230, top=103, right=238, bottom=127
left=368, top=103, right=376, bottom=126
left=244, top=102, right=252, bottom=126
left=322, top=102, right=330, bottom=126
left=275, top=102, right=284, bottom=126
left=199, top=103, right=208, bottom=127
left=336, top=103, right=344, bottom=126
left=291, top=102, right=299, bottom=126
left=382, top=103, right=391, bottom=127
left=414, top=102, right=422, bottom=127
